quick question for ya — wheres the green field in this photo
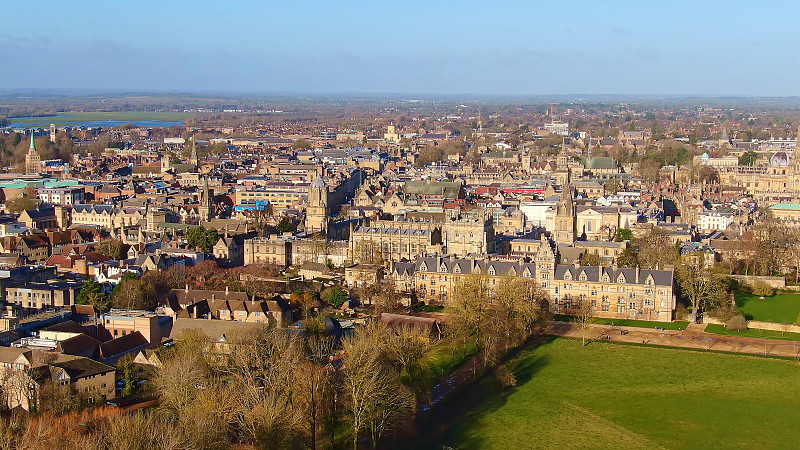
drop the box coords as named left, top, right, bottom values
left=554, top=314, right=689, bottom=330
left=423, top=338, right=800, bottom=449
left=705, top=323, right=800, bottom=342
left=9, top=111, right=192, bottom=127
left=736, top=290, right=800, bottom=324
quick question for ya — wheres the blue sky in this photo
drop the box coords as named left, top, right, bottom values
left=2, top=0, right=798, bottom=95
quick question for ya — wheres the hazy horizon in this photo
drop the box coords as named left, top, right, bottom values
left=4, top=0, right=799, bottom=96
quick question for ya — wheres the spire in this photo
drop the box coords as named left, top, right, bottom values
left=29, top=132, right=35, bottom=150
left=190, top=134, right=198, bottom=165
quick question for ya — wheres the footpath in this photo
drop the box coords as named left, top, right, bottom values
left=549, top=321, right=800, bottom=359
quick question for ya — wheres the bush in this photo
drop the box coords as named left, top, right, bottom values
left=495, top=365, right=517, bottom=389
left=726, top=314, right=748, bottom=332
left=750, top=281, right=774, bottom=297
left=675, top=303, right=690, bottom=321
left=709, top=304, right=742, bottom=322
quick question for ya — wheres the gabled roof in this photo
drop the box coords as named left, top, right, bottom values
left=97, top=331, right=149, bottom=360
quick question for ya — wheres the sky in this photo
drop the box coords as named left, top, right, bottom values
left=2, top=0, right=799, bottom=96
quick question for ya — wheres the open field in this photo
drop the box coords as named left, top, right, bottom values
left=705, top=323, right=800, bottom=342
left=554, top=314, right=689, bottom=330
left=8, top=111, right=192, bottom=127
left=736, top=290, right=800, bottom=324
left=422, top=338, right=800, bottom=450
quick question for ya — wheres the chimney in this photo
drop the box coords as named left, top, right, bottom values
left=635, top=266, right=640, bottom=283
left=185, top=283, right=189, bottom=293
left=225, top=286, right=229, bottom=296
left=212, top=293, right=215, bottom=301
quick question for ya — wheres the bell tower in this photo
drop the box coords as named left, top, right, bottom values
left=306, top=175, right=328, bottom=234
left=553, top=170, right=576, bottom=246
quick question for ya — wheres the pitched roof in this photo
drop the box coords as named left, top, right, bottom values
left=97, top=331, right=149, bottom=359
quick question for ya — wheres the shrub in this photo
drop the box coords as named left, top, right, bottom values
left=495, top=365, right=517, bottom=389
left=750, top=281, right=774, bottom=297
left=709, top=304, right=742, bottom=322
left=675, top=303, right=690, bottom=321
left=726, top=314, right=748, bottom=332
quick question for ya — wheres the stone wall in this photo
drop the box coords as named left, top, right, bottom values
left=704, top=316, right=800, bottom=333
left=731, top=275, right=786, bottom=289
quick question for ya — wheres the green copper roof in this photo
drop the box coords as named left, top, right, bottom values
left=769, top=203, right=800, bottom=210
left=30, top=132, right=35, bottom=149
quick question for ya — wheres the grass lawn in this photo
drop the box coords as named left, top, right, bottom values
left=554, top=314, right=689, bottom=330
left=704, top=323, right=800, bottom=342
left=419, top=336, right=478, bottom=381
left=735, top=290, right=800, bottom=324
left=422, top=338, right=800, bottom=450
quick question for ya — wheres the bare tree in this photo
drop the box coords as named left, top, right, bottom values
left=295, top=337, right=335, bottom=450
left=575, top=295, right=594, bottom=346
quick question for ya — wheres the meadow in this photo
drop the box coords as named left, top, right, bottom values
left=422, top=338, right=800, bottom=450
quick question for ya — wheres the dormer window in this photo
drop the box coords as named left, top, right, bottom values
left=440, top=265, right=447, bottom=273
left=565, top=272, right=572, bottom=281
left=488, top=266, right=496, bottom=276
left=617, top=275, right=626, bottom=284
left=579, top=272, right=587, bottom=281
left=454, top=265, right=461, bottom=274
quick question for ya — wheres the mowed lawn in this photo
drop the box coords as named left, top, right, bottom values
left=555, top=315, right=689, bottom=330
left=736, top=290, right=800, bottom=324
left=430, top=338, right=800, bottom=450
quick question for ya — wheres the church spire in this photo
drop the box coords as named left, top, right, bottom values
left=190, top=134, right=198, bottom=166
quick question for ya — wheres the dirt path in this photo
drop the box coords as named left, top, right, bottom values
left=549, top=321, right=800, bottom=359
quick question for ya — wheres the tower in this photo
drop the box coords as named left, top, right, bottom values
left=553, top=171, right=576, bottom=246
left=190, top=135, right=198, bottom=167
left=521, top=149, right=532, bottom=174
left=160, top=153, right=171, bottom=174
left=199, top=176, right=214, bottom=223
left=306, top=175, right=328, bottom=234
left=719, top=127, right=730, bottom=148
left=793, top=126, right=800, bottom=193
left=25, top=132, right=41, bottom=175
left=49, top=124, right=56, bottom=143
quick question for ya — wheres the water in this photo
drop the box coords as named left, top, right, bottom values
left=9, top=119, right=184, bottom=128
left=7, top=113, right=188, bottom=129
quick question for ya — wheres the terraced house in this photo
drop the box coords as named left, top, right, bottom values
left=411, top=239, right=677, bottom=322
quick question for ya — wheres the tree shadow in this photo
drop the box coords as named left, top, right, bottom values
left=397, top=337, right=553, bottom=450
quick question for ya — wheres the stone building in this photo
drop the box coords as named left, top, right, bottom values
left=306, top=176, right=329, bottom=234
left=411, top=242, right=677, bottom=322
